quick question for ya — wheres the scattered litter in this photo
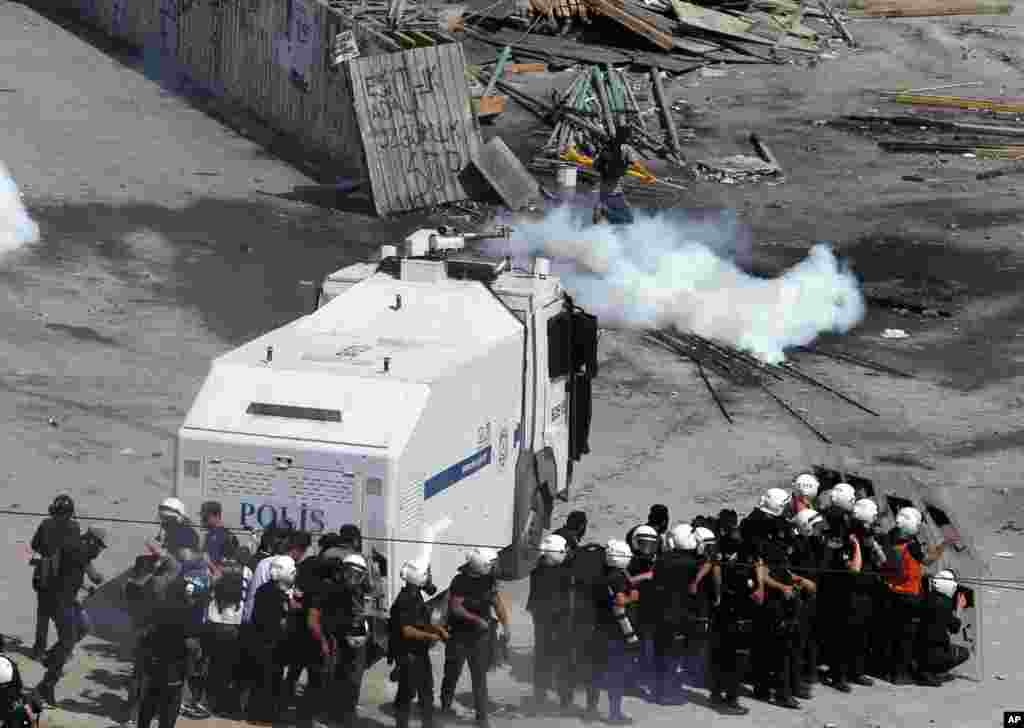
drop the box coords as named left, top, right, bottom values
left=963, top=152, right=977, bottom=158
left=820, top=51, right=838, bottom=59
left=881, top=328, right=909, bottom=339
left=697, top=154, right=780, bottom=183
left=995, top=673, right=1007, bottom=680
left=994, top=551, right=1015, bottom=558
left=120, top=448, right=136, bottom=456
left=47, top=417, right=58, bottom=428
left=700, top=67, right=728, bottom=78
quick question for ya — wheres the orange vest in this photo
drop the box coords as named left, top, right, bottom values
left=886, top=541, right=923, bottom=595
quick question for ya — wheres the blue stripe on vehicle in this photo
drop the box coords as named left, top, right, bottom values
left=424, top=446, right=492, bottom=500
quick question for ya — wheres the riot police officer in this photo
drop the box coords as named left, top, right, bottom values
left=390, top=558, right=447, bottom=728
left=849, top=497, right=885, bottom=687
left=595, top=540, right=638, bottom=725
left=791, top=508, right=824, bottom=693
left=818, top=483, right=859, bottom=693
left=652, top=524, right=709, bottom=705
left=707, top=510, right=750, bottom=716
left=743, top=488, right=804, bottom=709
left=441, top=548, right=510, bottom=728
left=526, top=534, right=572, bottom=712
left=625, top=525, right=659, bottom=697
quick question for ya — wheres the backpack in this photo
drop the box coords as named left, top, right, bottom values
left=33, top=551, right=62, bottom=592
left=214, top=562, right=246, bottom=607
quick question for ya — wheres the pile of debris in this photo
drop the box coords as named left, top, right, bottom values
left=460, top=0, right=853, bottom=74
left=325, top=0, right=463, bottom=51
left=644, top=328, right=912, bottom=441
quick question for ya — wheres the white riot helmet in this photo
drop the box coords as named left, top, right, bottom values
left=831, top=483, right=856, bottom=512
left=759, top=488, right=792, bottom=518
left=793, top=509, right=825, bottom=538
left=896, top=506, right=922, bottom=537
left=342, top=553, right=369, bottom=587
left=466, top=547, right=499, bottom=576
left=931, top=569, right=958, bottom=599
left=694, top=526, right=716, bottom=556
left=269, top=555, right=297, bottom=587
left=605, top=539, right=632, bottom=570
left=159, top=497, right=186, bottom=522
left=853, top=498, right=879, bottom=526
left=400, top=558, right=430, bottom=588
left=0, top=656, right=14, bottom=686
left=793, top=473, right=820, bottom=499
left=667, top=523, right=697, bottom=552
left=631, top=525, right=659, bottom=558
left=540, top=534, right=568, bottom=566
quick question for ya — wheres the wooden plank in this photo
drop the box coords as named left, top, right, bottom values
left=668, top=0, right=818, bottom=51
left=506, top=62, right=548, bottom=73
left=893, top=94, right=1024, bottom=114
left=584, top=0, right=677, bottom=50
left=591, top=66, right=617, bottom=136
left=470, top=136, right=540, bottom=210
left=347, top=54, right=392, bottom=215
left=858, top=0, right=1011, bottom=15
left=649, top=68, right=682, bottom=160
left=818, top=0, right=855, bottom=46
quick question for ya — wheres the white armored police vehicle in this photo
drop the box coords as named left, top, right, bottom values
left=174, top=226, right=599, bottom=607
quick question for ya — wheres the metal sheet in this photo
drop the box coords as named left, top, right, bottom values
left=347, top=44, right=481, bottom=215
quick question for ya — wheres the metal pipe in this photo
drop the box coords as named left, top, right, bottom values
left=757, top=383, right=832, bottom=444
left=778, top=362, right=880, bottom=416
left=797, top=346, right=914, bottom=379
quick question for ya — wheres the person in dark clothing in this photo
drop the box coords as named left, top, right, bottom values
left=879, top=506, right=945, bottom=685
left=390, top=559, right=447, bottom=728
left=200, top=501, right=236, bottom=566
left=592, top=126, right=639, bottom=226
left=790, top=508, right=826, bottom=691
left=153, top=498, right=199, bottom=558
left=560, top=542, right=605, bottom=716
left=29, top=495, right=80, bottom=661
left=595, top=540, right=638, bottom=725
left=135, top=581, right=200, bottom=728
left=525, top=534, right=573, bottom=712
left=707, top=514, right=751, bottom=716
left=623, top=525, right=659, bottom=697
left=299, top=550, right=371, bottom=728
left=0, top=655, right=43, bottom=728
left=624, top=505, right=669, bottom=553
left=652, top=524, right=711, bottom=705
left=440, top=548, right=509, bottom=728
left=246, top=556, right=297, bottom=724
left=743, top=489, right=807, bottom=710
left=817, top=489, right=861, bottom=693
left=847, top=498, right=887, bottom=687
left=35, top=526, right=108, bottom=706
left=916, top=570, right=970, bottom=684
left=552, top=511, right=587, bottom=553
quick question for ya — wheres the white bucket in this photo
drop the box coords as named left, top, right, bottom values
left=556, top=164, right=577, bottom=189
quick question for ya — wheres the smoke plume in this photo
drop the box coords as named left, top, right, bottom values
left=0, top=162, right=40, bottom=255
left=489, top=206, right=865, bottom=364
left=415, top=515, right=453, bottom=567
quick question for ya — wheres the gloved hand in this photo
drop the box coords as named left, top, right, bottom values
left=475, top=617, right=490, bottom=633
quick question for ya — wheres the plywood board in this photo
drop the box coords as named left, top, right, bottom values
left=347, top=44, right=482, bottom=215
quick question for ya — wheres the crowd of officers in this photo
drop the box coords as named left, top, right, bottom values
left=13, top=475, right=971, bottom=728
left=526, top=475, right=971, bottom=721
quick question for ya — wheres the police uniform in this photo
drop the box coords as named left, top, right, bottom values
left=440, top=567, right=497, bottom=725
left=818, top=507, right=857, bottom=690
left=596, top=566, right=635, bottom=722
left=708, top=547, right=753, bottom=714
left=651, top=549, right=707, bottom=703
left=880, top=531, right=927, bottom=683
left=742, top=511, right=801, bottom=708
left=789, top=527, right=824, bottom=688
left=390, top=584, right=436, bottom=728
left=526, top=559, right=573, bottom=706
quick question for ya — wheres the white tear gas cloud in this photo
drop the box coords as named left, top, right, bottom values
left=413, top=515, right=453, bottom=568
left=488, top=206, right=866, bottom=364
left=0, top=162, right=40, bottom=255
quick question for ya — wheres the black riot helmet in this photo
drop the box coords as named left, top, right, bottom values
left=50, top=495, right=75, bottom=519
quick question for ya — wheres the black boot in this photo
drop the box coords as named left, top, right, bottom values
left=719, top=696, right=749, bottom=716
left=35, top=682, right=56, bottom=707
